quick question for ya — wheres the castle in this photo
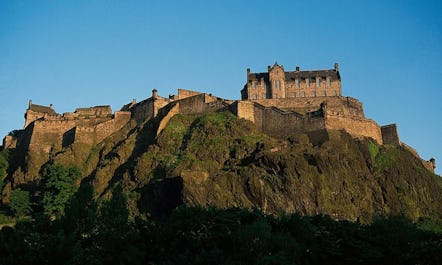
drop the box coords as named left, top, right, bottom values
left=241, top=62, right=341, bottom=100
left=2, top=63, right=436, bottom=179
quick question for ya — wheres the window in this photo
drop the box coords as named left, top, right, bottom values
left=291, top=92, right=296, bottom=97
left=306, top=78, right=310, bottom=88
left=326, top=77, right=331, bottom=87
left=295, top=78, right=300, bottom=88
left=276, top=80, right=281, bottom=89
left=262, top=93, right=266, bottom=99
left=333, top=90, right=337, bottom=96
left=252, top=94, right=257, bottom=99
left=312, top=91, right=316, bottom=97
left=322, top=91, right=327, bottom=96
left=262, top=82, right=266, bottom=90
left=252, top=82, right=256, bottom=89
left=301, top=91, right=306, bottom=97
left=316, top=77, right=321, bottom=88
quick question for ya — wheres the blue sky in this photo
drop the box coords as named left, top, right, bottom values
left=1, top=0, right=441, bottom=174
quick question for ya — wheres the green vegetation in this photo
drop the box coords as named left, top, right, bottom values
left=8, top=189, right=31, bottom=217
left=0, top=150, right=8, bottom=194
left=0, top=195, right=441, bottom=265
left=42, top=164, right=82, bottom=217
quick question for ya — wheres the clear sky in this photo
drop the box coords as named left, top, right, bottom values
left=1, top=0, right=441, bottom=174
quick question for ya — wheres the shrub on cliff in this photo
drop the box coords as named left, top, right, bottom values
left=9, top=188, right=31, bottom=217
left=42, top=164, right=82, bottom=218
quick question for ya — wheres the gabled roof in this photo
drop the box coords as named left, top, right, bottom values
left=29, top=104, right=56, bottom=114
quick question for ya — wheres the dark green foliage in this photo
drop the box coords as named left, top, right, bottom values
left=0, top=205, right=441, bottom=265
left=9, top=188, right=31, bottom=217
left=0, top=150, right=8, bottom=193
left=42, top=164, right=82, bottom=217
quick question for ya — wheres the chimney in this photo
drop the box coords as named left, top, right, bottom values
left=334, top=63, right=339, bottom=71
left=152, top=89, right=158, bottom=100
left=267, top=65, right=271, bottom=71
left=28, top=100, right=32, bottom=109
left=295, top=66, right=300, bottom=72
left=49, top=104, right=53, bottom=110
left=132, top=99, right=136, bottom=104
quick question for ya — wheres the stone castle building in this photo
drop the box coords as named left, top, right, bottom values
left=241, top=63, right=341, bottom=100
left=1, top=63, right=436, bottom=180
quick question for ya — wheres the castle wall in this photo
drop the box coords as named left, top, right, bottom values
left=157, top=103, right=180, bottom=135
left=250, top=96, right=364, bottom=117
left=325, top=114, right=383, bottom=144
left=178, top=89, right=203, bottom=99
left=29, top=119, right=77, bottom=153
left=381, top=124, right=400, bottom=145
left=93, top=111, right=131, bottom=142
left=131, top=99, right=155, bottom=123
left=234, top=101, right=325, bottom=139
left=75, top=106, right=112, bottom=116
left=24, top=110, right=51, bottom=128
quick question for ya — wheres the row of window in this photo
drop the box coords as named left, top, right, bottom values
left=251, top=77, right=333, bottom=90
left=250, top=90, right=338, bottom=99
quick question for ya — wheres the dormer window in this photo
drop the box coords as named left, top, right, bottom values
left=252, top=82, right=256, bottom=89
left=295, top=78, right=300, bottom=88
left=316, top=77, right=321, bottom=88
left=306, top=78, right=310, bottom=88
left=326, top=77, right=331, bottom=87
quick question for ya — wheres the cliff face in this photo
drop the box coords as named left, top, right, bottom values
left=4, top=111, right=442, bottom=222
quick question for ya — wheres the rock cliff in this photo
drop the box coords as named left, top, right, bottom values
left=4, top=111, right=440, bottom=222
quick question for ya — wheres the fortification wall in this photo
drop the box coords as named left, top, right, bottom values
left=157, top=103, right=180, bottom=135
left=234, top=101, right=325, bottom=138
left=178, top=89, right=203, bottom=99
left=381, top=124, right=400, bottom=145
left=29, top=119, right=77, bottom=153
left=325, top=114, right=383, bottom=144
left=250, top=96, right=364, bottom=117
left=131, top=99, right=155, bottom=123
left=93, top=111, right=131, bottom=142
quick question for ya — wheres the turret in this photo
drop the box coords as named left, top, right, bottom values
left=152, top=89, right=158, bottom=100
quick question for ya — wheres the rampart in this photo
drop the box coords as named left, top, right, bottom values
left=232, top=97, right=382, bottom=144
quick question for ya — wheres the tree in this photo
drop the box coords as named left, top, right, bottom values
left=9, top=188, right=31, bottom=217
left=0, top=150, right=8, bottom=196
left=42, top=164, right=82, bottom=217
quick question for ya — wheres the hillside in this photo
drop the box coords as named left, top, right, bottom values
left=3, top=111, right=441, bottom=222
